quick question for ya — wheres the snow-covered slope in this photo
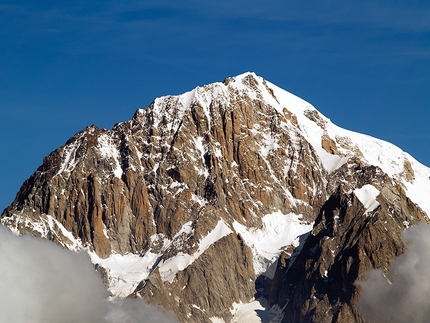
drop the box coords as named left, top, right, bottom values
left=142, top=71, right=430, bottom=214
left=229, top=73, right=430, bottom=214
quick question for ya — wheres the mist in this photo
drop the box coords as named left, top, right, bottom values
left=357, top=223, right=430, bottom=323
left=0, top=225, right=178, bottom=323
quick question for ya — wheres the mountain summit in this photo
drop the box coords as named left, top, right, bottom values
left=2, top=72, right=430, bottom=322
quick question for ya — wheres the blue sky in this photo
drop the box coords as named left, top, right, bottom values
left=1, top=1, right=430, bottom=211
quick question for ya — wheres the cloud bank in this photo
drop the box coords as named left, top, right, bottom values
left=0, top=225, right=178, bottom=323
left=357, top=223, right=430, bottom=323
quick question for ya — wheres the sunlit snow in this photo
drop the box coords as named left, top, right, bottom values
left=235, top=72, right=430, bottom=215
left=230, top=298, right=283, bottom=323
left=98, top=133, right=123, bottom=178
left=159, top=219, right=232, bottom=283
left=91, top=252, right=158, bottom=297
left=209, top=298, right=283, bottom=323
left=233, top=211, right=313, bottom=277
left=354, top=184, right=380, bottom=214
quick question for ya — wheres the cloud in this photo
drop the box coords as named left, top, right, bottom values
left=106, top=299, right=179, bottom=323
left=0, top=225, right=178, bottom=323
left=357, top=223, right=430, bottom=323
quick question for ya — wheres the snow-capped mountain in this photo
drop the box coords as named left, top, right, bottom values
left=2, top=72, right=429, bottom=322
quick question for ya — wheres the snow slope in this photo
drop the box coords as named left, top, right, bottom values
left=223, top=73, right=430, bottom=215
left=233, top=212, right=313, bottom=277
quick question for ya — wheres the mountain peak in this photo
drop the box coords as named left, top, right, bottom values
left=2, top=74, right=430, bottom=322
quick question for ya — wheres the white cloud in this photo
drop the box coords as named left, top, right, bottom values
left=357, top=223, right=430, bottom=323
left=0, top=225, right=178, bottom=323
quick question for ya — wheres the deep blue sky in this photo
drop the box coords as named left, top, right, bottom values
left=1, top=1, right=430, bottom=211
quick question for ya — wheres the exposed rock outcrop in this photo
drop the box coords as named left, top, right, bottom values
left=267, top=162, right=428, bottom=322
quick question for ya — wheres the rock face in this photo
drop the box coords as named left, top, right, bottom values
left=2, top=72, right=430, bottom=322
left=266, top=164, right=428, bottom=323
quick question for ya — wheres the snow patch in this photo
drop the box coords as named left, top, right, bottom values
left=233, top=211, right=313, bottom=276
left=193, top=136, right=209, bottom=177
left=231, top=298, right=283, bottom=323
left=97, top=133, right=123, bottom=178
left=191, top=194, right=207, bottom=207
left=89, top=252, right=158, bottom=298
left=313, top=145, right=349, bottom=173
left=354, top=184, right=380, bottom=214
left=259, top=132, right=279, bottom=158
left=403, top=157, right=430, bottom=217
left=159, top=220, right=232, bottom=283
left=56, top=139, right=82, bottom=176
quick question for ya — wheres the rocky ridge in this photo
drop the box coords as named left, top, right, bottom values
left=2, top=72, right=430, bottom=322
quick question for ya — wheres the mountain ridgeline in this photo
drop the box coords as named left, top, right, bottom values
left=2, top=73, right=430, bottom=322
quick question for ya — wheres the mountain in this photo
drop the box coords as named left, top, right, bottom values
left=2, top=72, right=430, bottom=322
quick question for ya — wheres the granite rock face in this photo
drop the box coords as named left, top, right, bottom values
left=266, top=163, right=427, bottom=323
left=2, top=73, right=430, bottom=322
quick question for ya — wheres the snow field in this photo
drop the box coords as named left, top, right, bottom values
left=233, top=211, right=313, bottom=277
left=354, top=184, right=380, bottom=214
